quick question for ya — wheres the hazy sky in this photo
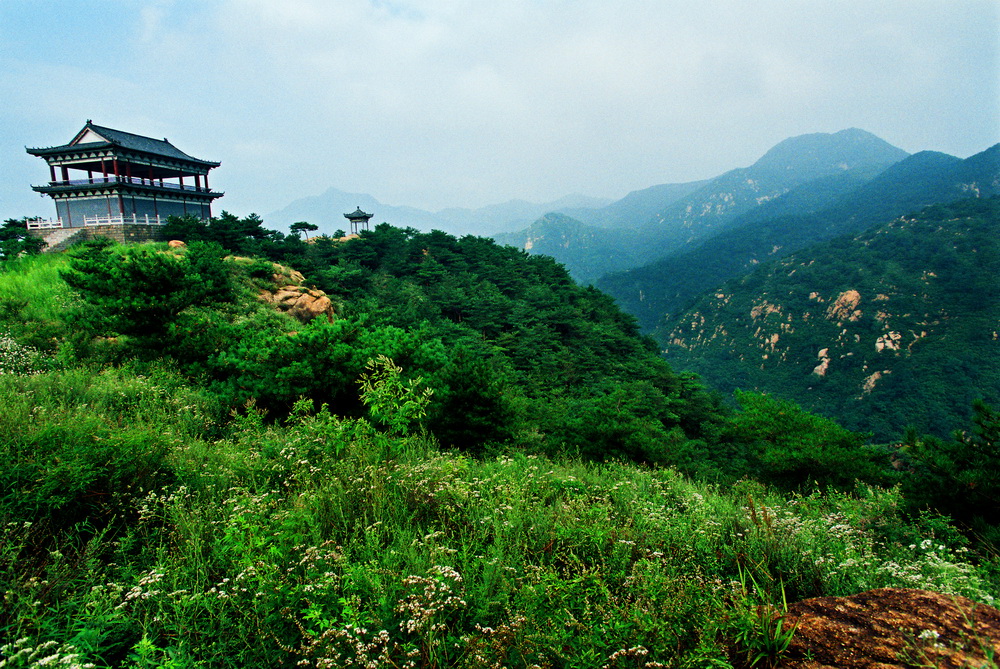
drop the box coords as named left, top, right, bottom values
left=2, top=0, right=998, bottom=221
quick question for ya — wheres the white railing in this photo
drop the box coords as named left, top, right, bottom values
left=84, top=214, right=164, bottom=226
left=27, top=214, right=165, bottom=229
left=26, top=218, right=64, bottom=229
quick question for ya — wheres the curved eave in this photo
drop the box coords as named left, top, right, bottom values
left=26, top=143, right=221, bottom=169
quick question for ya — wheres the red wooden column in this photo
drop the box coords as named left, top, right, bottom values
left=49, top=164, right=56, bottom=182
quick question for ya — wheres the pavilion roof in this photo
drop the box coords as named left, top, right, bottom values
left=344, top=207, right=374, bottom=219
left=27, top=121, right=220, bottom=167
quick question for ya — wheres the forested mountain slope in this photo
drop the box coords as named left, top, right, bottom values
left=661, top=196, right=1000, bottom=442
left=492, top=213, right=645, bottom=284
left=599, top=144, right=1000, bottom=331
left=568, top=179, right=710, bottom=229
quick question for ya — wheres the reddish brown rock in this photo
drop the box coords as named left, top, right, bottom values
left=778, top=588, right=1000, bottom=669
left=168, top=239, right=186, bottom=249
left=259, top=286, right=335, bottom=323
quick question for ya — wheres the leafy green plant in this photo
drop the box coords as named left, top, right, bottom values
left=359, top=355, right=434, bottom=438
left=730, top=566, right=798, bottom=668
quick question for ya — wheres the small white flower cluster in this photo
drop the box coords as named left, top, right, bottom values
left=115, top=567, right=166, bottom=610
left=296, top=626, right=393, bottom=669
left=395, top=565, right=467, bottom=635
left=0, top=335, right=44, bottom=376
left=0, top=638, right=95, bottom=668
left=603, top=645, right=665, bottom=668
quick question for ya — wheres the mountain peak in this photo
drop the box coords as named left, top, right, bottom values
left=752, top=129, right=909, bottom=176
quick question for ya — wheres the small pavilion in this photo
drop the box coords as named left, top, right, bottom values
left=344, top=207, right=374, bottom=235
left=26, top=121, right=222, bottom=228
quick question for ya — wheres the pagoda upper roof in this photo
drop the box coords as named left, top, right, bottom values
left=344, top=207, right=373, bottom=219
left=27, top=121, right=220, bottom=167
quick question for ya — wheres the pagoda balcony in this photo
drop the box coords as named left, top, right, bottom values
left=34, top=176, right=219, bottom=194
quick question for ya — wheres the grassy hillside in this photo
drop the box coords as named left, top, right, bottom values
left=1, top=228, right=998, bottom=667
left=2, top=354, right=994, bottom=668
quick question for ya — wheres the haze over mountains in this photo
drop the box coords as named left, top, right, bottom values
left=497, top=129, right=914, bottom=281
left=266, top=188, right=612, bottom=238
left=268, top=130, right=996, bottom=297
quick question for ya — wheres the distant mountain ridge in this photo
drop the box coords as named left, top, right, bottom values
left=598, top=143, right=1000, bottom=331
left=493, top=214, right=642, bottom=285
left=499, top=128, right=911, bottom=283
left=265, top=188, right=612, bottom=237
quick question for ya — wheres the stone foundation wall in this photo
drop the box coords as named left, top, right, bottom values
left=80, top=224, right=166, bottom=244
left=32, top=224, right=167, bottom=252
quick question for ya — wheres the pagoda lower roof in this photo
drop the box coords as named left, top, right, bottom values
left=32, top=177, right=222, bottom=199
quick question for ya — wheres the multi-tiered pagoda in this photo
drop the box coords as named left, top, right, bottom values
left=27, top=121, right=222, bottom=228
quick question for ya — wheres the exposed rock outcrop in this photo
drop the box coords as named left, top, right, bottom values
left=875, top=331, right=902, bottom=352
left=260, top=286, right=335, bottom=323
left=256, top=262, right=337, bottom=323
left=812, top=347, right=831, bottom=377
left=826, top=289, right=862, bottom=322
left=778, top=588, right=1000, bottom=669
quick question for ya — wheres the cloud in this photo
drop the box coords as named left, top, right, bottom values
left=2, top=0, right=997, bottom=219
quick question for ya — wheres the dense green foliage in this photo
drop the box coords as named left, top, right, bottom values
left=108, top=218, right=724, bottom=462
left=0, top=218, right=46, bottom=260
left=662, top=197, right=1000, bottom=443
left=2, top=217, right=998, bottom=667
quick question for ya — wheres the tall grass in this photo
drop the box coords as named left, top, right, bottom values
left=0, top=254, right=77, bottom=351
left=2, top=364, right=995, bottom=668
